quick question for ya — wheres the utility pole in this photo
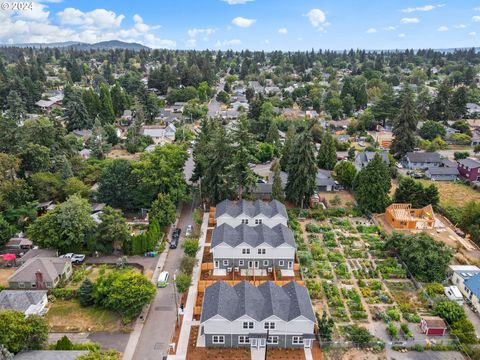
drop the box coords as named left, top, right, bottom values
left=172, top=270, right=180, bottom=327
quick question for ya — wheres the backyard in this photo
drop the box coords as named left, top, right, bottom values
left=0, top=268, right=16, bottom=287
left=418, top=179, right=480, bottom=207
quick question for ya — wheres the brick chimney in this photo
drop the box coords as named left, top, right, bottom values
left=35, top=270, right=45, bottom=289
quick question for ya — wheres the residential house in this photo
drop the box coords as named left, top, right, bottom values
left=457, top=158, right=480, bottom=182
left=3, top=237, right=33, bottom=253
left=420, top=316, right=447, bottom=336
left=34, top=92, right=64, bottom=112
left=200, top=280, right=316, bottom=348
left=215, top=199, right=288, bottom=228
left=210, top=223, right=296, bottom=271
left=467, top=103, right=480, bottom=117
left=120, top=110, right=133, bottom=126
left=385, top=203, right=435, bottom=230
left=142, top=124, right=176, bottom=144
left=425, top=166, right=459, bottom=181
left=16, top=249, right=58, bottom=266
left=354, top=151, right=389, bottom=170
left=402, top=152, right=442, bottom=169
left=8, top=257, right=73, bottom=289
left=316, top=170, right=338, bottom=192
left=248, top=81, right=264, bottom=94
left=450, top=265, right=480, bottom=313
left=0, top=290, right=48, bottom=316
left=172, top=102, right=186, bottom=113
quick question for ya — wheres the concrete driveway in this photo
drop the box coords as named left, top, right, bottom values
left=131, top=202, right=196, bottom=360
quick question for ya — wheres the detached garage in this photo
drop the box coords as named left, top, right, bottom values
left=420, top=316, right=447, bottom=336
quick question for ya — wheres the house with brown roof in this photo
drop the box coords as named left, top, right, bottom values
left=8, top=257, right=72, bottom=289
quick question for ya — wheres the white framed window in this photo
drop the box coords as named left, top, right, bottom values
left=243, top=322, right=254, bottom=329
left=278, top=260, right=284, bottom=267
left=238, top=336, right=250, bottom=344
left=214, top=260, right=219, bottom=269
left=263, top=260, right=269, bottom=266
left=257, top=248, right=266, bottom=255
left=241, top=219, right=249, bottom=224
left=239, top=260, right=244, bottom=266
left=255, top=219, right=262, bottom=225
left=223, top=260, right=229, bottom=266
left=212, top=335, right=225, bottom=344
left=267, top=336, right=279, bottom=345
left=242, top=248, right=250, bottom=255
left=292, top=336, right=303, bottom=345
left=18, top=282, right=25, bottom=288
left=264, top=322, right=275, bottom=330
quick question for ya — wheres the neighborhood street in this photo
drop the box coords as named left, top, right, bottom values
left=132, top=201, right=195, bottom=360
left=207, top=78, right=224, bottom=118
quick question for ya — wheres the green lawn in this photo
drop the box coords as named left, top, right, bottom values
left=45, top=300, right=130, bottom=332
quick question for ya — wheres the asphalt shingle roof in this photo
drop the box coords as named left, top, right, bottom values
left=211, top=223, right=296, bottom=249
left=0, top=290, right=47, bottom=313
left=215, top=199, right=288, bottom=220
left=9, top=257, right=70, bottom=283
left=14, top=351, right=89, bottom=360
left=426, top=166, right=459, bottom=176
left=405, top=152, right=441, bottom=163
left=200, top=280, right=316, bottom=323
left=458, top=158, right=480, bottom=169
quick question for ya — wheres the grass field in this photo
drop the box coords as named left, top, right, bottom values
left=0, top=268, right=16, bottom=287
left=418, top=179, right=480, bottom=207
left=45, top=300, right=130, bottom=332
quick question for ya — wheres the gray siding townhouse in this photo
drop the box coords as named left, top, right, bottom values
left=8, top=257, right=72, bottom=289
left=210, top=223, right=296, bottom=271
left=425, top=166, right=459, bottom=181
left=403, top=152, right=442, bottom=169
left=215, top=199, right=288, bottom=228
left=200, top=281, right=316, bottom=349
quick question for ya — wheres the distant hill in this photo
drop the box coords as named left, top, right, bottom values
left=8, top=40, right=150, bottom=51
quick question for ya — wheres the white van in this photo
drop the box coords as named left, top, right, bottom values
left=157, top=271, right=169, bottom=288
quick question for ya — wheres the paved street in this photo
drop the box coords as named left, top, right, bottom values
left=207, top=79, right=224, bottom=118
left=132, top=202, right=195, bottom=360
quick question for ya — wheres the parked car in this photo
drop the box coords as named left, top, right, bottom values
left=169, top=236, right=178, bottom=249
left=185, top=225, right=193, bottom=237
left=60, top=253, right=85, bottom=264
left=157, top=271, right=169, bottom=288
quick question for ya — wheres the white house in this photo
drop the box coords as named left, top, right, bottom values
left=200, top=281, right=316, bottom=349
left=210, top=223, right=296, bottom=274
left=141, top=124, right=176, bottom=144
left=215, top=199, right=288, bottom=228
left=0, top=290, right=48, bottom=316
left=403, top=152, right=442, bottom=169
left=449, top=265, right=480, bottom=313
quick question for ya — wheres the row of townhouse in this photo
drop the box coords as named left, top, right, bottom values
left=199, top=199, right=316, bottom=350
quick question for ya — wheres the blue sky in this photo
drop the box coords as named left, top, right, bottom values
left=1, top=0, right=479, bottom=50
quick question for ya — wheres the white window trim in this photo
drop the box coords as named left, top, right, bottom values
left=292, top=336, right=303, bottom=345
left=278, top=260, right=284, bottom=267
left=239, top=260, right=244, bottom=266
left=243, top=321, right=254, bottom=329
left=263, top=260, right=269, bottom=266
left=267, top=336, right=279, bottom=344
left=223, top=260, right=229, bottom=266
left=238, top=336, right=250, bottom=344
left=212, top=335, right=225, bottom=344
left=257, top=248, right=266, bottom=255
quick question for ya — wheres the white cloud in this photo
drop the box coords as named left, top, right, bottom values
left=0, top=3, right=175, bottom=48
left=437, top=26, right=448, bottom=32
left=278, top=28, right=288, bottom=34
left=475, top=7, right=480, bottom=11
left=305, top=8, right=326, bottom=28
left=398, top=33, right=406, bottom=38
left=401, top=17, right=420, bottom=24
left=58, top=8, right=125, bottom=29
left=221, top=0, right=253, bottom=4
left=383, top=26, right=396, bottom=31
left=215, top=39, right=242, bottom=48
left=264, top=39, right=269, bottom=44
left=187, top=28, right=217, bottom=38
left=401, top=4, right=445, bottom=13
left=232, top=16, right=256, bottom=27
left=473, top=16, right=480, bottom=22
left=366, top=28, right=377, bottom=33
left=469, top=31, right=477, bottom=36
left=454, top=24, right=467, bottom=28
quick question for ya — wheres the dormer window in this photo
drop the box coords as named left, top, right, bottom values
left=242, top=248, right=250, bottom=255
left=257, top=248, right=266, bottom=255
left=241, top=219, right=249, bottom=224
left=255, top=219, right=262, bottom=225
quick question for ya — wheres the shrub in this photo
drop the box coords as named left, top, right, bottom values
left=180, top=256, right=196, bottom=275
left=433, top=300, right=466, bottom=324
left=387, top=322, right=398, bottom=339
left=411, top=343, right=425, bottom=352
left=175, top=272, right=192, bottom=293
left=78, top=279, right=94, bottom=307
left=386, top=308, right=401, bottom=321
left=182, top=238, right=199, bottom=257
left=51, top=288, right=76, bottom=300
left=425, top=283, right=444, bottom=297
left=298, top=251, right=313, bottom=267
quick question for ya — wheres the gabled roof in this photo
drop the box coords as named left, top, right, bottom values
left=426, top=166, right=459, bottom=176
left=0, top=290, right=47, bottom=313
left=405, top=152, right=441, bottom=163
left=458, top=158, right=480, bottom=169
left=215, top=199, right=288, bottom=220
left=355, top=151, right=389, bottom=168
left=211, top=223, right=296, bottom=249
left=200, top=281, right=315, bottom=323
left=13, top=351, right=89, bottom=360
left=316, top=169, right=336, bottom=187
left=9, top=257, right=70, bottom=283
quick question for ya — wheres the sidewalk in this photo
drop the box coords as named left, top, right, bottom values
left=167, top=212, right=209, bottom=360
left=122, top=207, right=182, bottom=360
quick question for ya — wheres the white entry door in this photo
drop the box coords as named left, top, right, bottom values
left=288, top=261, right=293, bottom=269
left=259, top=338, right=266, bottom=348
left=214, top=260, right=219, bottom=269
left=250, top=338, right=257, bottom=348
left=303, top=339, right=312, bottom=348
